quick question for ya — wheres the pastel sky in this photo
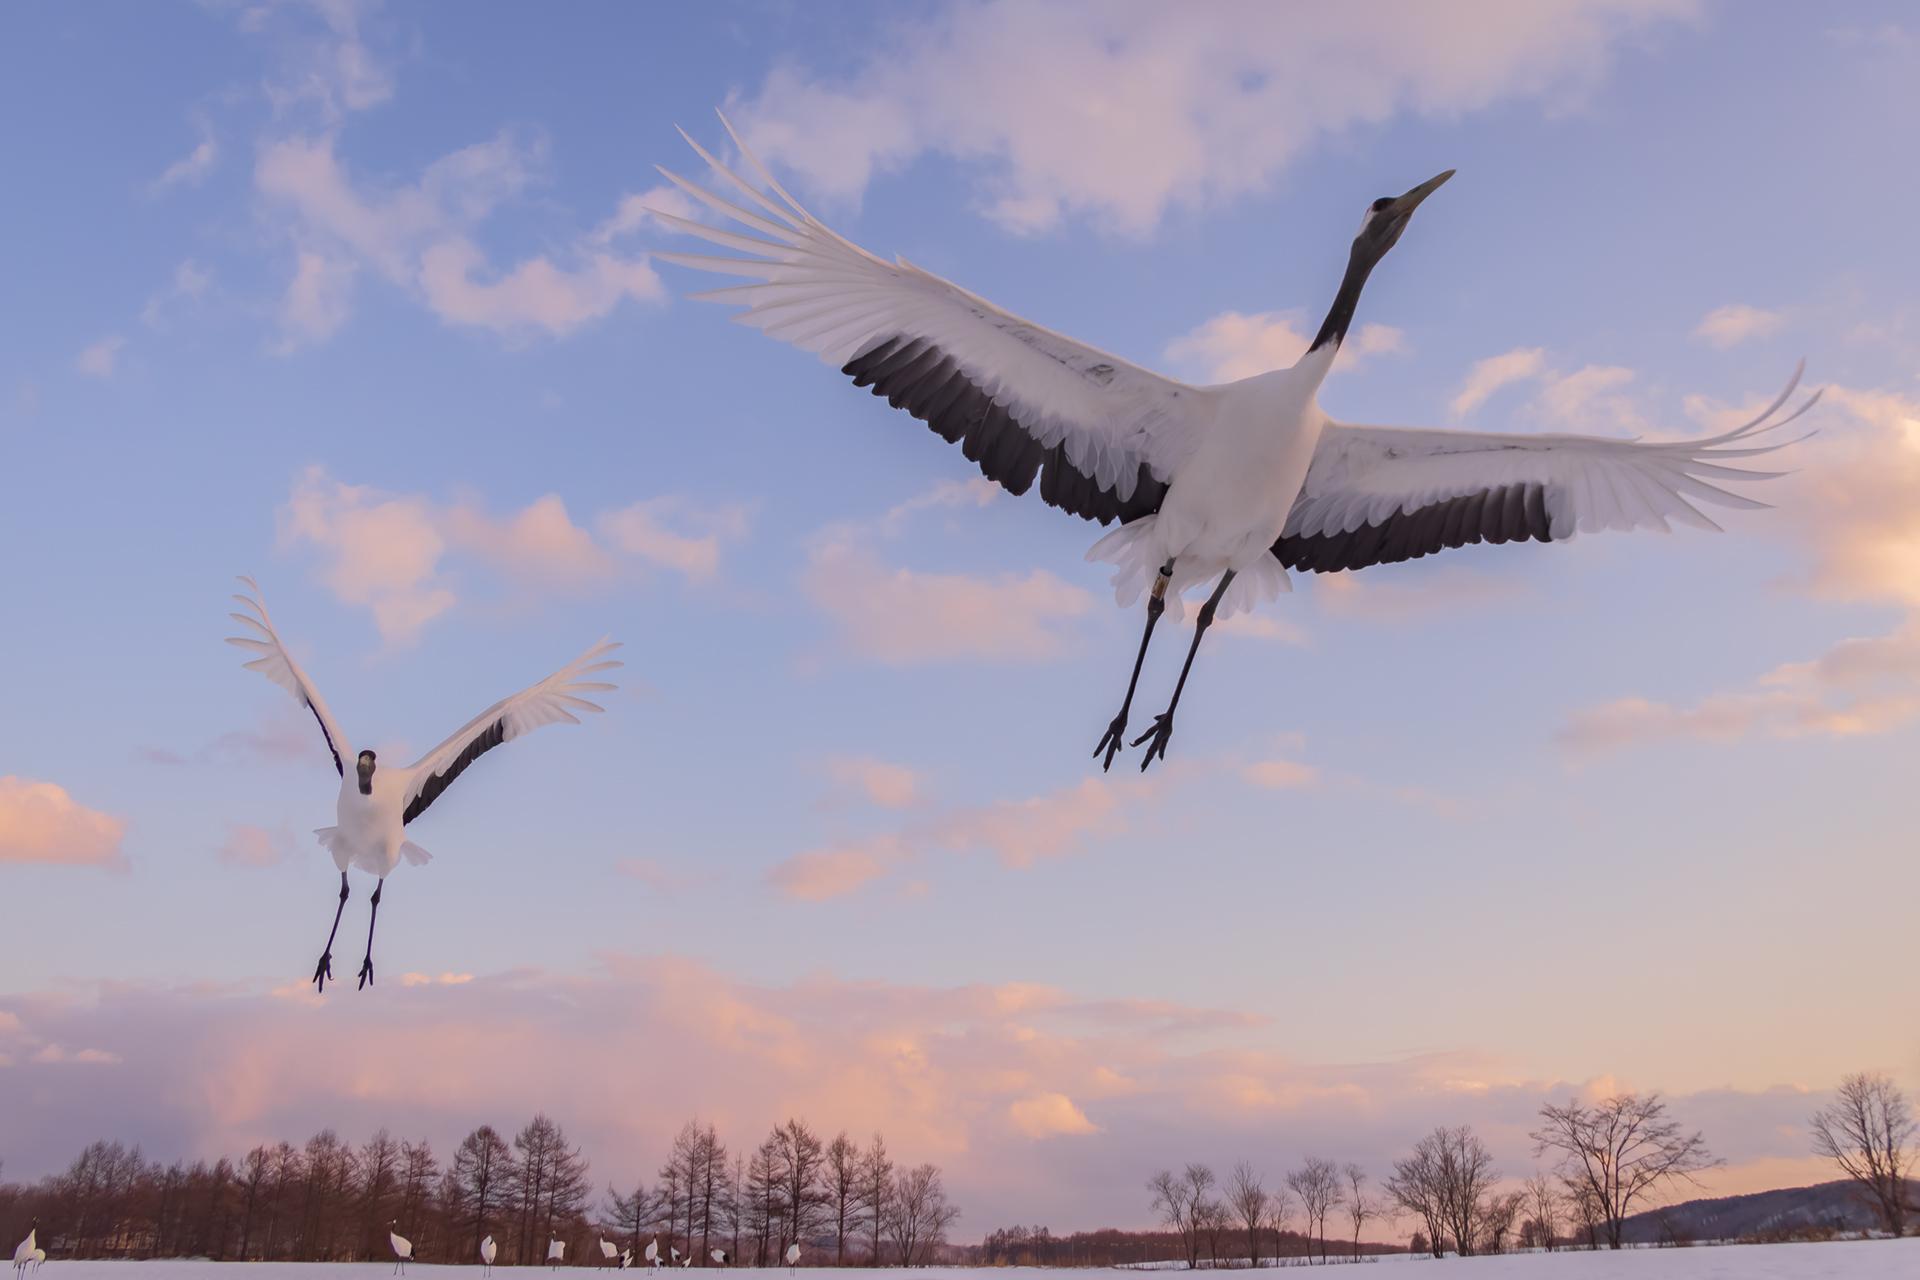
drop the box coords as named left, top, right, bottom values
left=3, top=0, right=1917, bottom=1234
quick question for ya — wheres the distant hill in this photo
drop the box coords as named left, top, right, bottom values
left=1614, top=1179, right=1918, bottom=1243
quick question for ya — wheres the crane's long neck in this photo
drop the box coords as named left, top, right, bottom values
left=1308, top=245, right=1379, bottom=354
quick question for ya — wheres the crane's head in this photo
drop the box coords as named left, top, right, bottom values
left=357, top=749, right=377, bottom=794
left=1352, top=170, right=1454, bottom=265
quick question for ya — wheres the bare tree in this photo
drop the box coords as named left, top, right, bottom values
left=824, top=1133, right=865, bottom=1265
left=1475, top=1190, right=1524, bottom=1255
left=1148, top=1170, right=1195, bottom=1268
left=1385, top=1145, right=1445, bottom=1261
left=1194, top=1197, right=1229, bottom=1268
left=450, top=1125, right=516, bottom=1262
left=1286, top=1158, right=1342, bottom=1264
left=1343, top=1165, right=1374, bottom=1261
left=859, top=1135, right=893, bottom=1266
left=1225, top=1163, right=1267, bottom=1268
left=605, top=1181, right=655, bottom=1261
left=1532, top=1093, right=1719, bottom=1250
left=884, top=1164, right=958, bottom=1267
left=1386, top=1127, right=1495, bottom=1257
left=1810, top=1072, right=1914, bottom=1238
left=1265, top=1184, right=1295, bottom=1262
left=1562, top=1174, right=1601, bottom=1249
left=357, top=1130, right=400, bottom=1260
left=1521, top=1172, right=1560, bottom=1251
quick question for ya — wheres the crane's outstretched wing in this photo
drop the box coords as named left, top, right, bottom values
left=652, top=113, right=1212, bottom=525
left=400, top=640, right=621, bottom=825
left=227, top=577, right=352, bottom=775
left=1274, top=364, right=1820, bottom=573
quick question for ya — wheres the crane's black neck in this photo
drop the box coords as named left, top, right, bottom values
left=1308, top=246, right=1380, bottom=354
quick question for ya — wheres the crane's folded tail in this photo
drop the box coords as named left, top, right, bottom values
left=401, top=841, right=432, bottom=866
left=1085, top=516, right=1290, bottom=621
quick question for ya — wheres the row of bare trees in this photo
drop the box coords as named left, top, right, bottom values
left=1149, top=1092, right=1722, bottom=1265
left=1148, top=1158, right=1383, bottom=1267
left=0, top=1118, right=586, bottom=1265
left=1388, top=1093, right=1720, bottom=1257
left=0, top=1116, right=959, bottom=1267
left=605, top=1121, right=957, bottom=1268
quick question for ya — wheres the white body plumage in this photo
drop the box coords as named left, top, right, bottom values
left=1090, top=350, right=1336, bottom=618
left=11, top=1227, right=35, bottom=1279
left=324, top=767, right=425, bottom=878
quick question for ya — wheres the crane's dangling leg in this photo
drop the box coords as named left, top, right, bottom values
left=1133, top=569, right=1236, bottom=771
left=358, top=879, right=384, bottom=990
left=313, top=871, right=348, bottom=993
left=1094, top=560, right=1174, bottom=772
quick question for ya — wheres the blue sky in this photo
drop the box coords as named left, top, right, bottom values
left=2, top=0, right=1917, bottom=1230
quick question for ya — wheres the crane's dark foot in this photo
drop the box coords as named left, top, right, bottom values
left=313, top=952, right=334, bottom=993
left=358, top=956, right=375, bottom=990
left=1093, top=712, right=1130, bottom=772
left=1132, top=712, right=1174, bottom=771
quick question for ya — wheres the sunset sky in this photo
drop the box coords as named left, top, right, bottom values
left=3, top=0, right=1917, bottom=1234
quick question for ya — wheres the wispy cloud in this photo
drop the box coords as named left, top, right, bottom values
left=735, top=0, right=1696, bottom=236
left=278, top=466, right=750, bottom=644
left=825, top=756, right=925, bottom=810
left=1562, top=383, right=1920, bottom=752
left=254, top=122, right=661, bottom=346
left=1165, top=310, right=1402, bottom=383
left=769, top=771, right=1174, bottom=902
left=802, top=526, right=1094, bottom=665
left=1450, top=346, right=1548, bottom=417
left=73, top=336, right=125, bottom=379
left=217, top=824, right=295, bottom=869
left=1694, top=303, right=1784, bottom=349
left=149, top=128, right=218, bottom=194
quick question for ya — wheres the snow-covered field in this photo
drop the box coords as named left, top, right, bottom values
left=17, top=1244, right=1920, bottom=1280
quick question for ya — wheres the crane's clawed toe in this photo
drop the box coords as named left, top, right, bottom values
left=357, top=957, right=375, bottom=990
left=1132, top=713, right=1175, bottom=771
left=312, top=952, right=334, bottom=993
left=1093, top=714, right=1131, bottom=772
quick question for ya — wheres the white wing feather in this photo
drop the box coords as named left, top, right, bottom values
left=1289, top=363, right=1820, bottom=541
left=225, top=577, right=352, bottom=773
left=652, top=112, right=1212, bottom=498
left=400, top=639, right=622, bottom=820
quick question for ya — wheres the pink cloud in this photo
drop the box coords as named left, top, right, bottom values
left=802, top=529, right=1093, bottom=664
left=736, top=1, right=1695, bottom=237
left=255, top=126, right=660, bottom=347
left=1313, top=564, right=1528, bottom=622
left=616, top=856, right=715, bottom=896
left=768, top=835, right=910, bottom=903
left=825, top=756, right=924, bottom=810
left=768, top=772, right=1176, bottom=901
left=598, top=498, right=751, bottom=583
left=0, top=960, right=1851, bottom=1232
left=1008, top=1092, right=1099, bottom=1139
left=280, top=466, right=748, bottom=644
left=1561, top=384, right=1920, bottom=752
left=0, top=776, right=129, bottom=871
left=1166, top=310, right=1401, bottom=383
left=142, top=708, right=328, bottom=769
left=1241, top=759, right=1320, bottom=790
left=217, top=824, right=295, bottom=869
left=1693, top=303, right=1784, bottom=350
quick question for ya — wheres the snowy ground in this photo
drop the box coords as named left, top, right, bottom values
left=15, top=1243, right=1920, bottom=1280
